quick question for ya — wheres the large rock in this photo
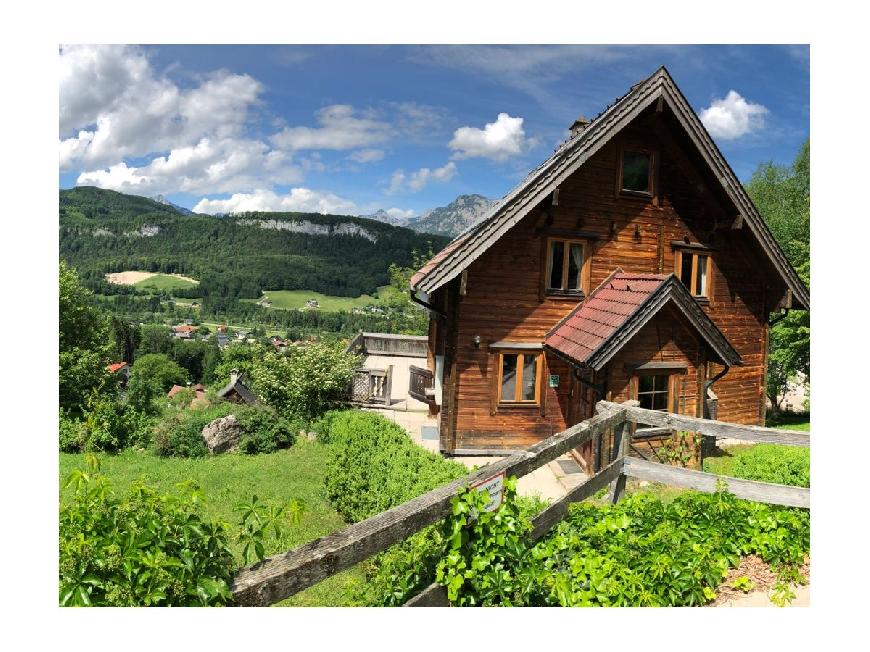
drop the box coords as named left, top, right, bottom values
left=201, top=414, right=242, bottom=454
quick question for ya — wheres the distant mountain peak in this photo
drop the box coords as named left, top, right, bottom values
left=152, top=194, right=194, bottom=216
left=410, top=194, right=496, bottom=237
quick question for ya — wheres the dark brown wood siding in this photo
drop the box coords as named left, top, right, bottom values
left=438, top=113, right=779, bottom=452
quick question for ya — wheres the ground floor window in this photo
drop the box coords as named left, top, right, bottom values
left=497, top=351, right=542, bottom=404
left=635, top=373, right=674, bottom=411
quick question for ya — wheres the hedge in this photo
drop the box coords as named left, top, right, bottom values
left=321, top=410, right=467, bottom=523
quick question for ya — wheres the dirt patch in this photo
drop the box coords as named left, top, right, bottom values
left=711, top=554, right=810, bottom=607
left=105, top=271, right=198, bottom=285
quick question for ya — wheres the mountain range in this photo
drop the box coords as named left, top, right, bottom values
left=360, top=194, right=496, bottom=237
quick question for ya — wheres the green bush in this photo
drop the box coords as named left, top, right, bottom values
left=323, top=410, right=467, bottom=523
left=59, top=394, right=152, bottom=453
left=703, top=444, right=810, bottom=487
left=153, top=403, right=233, bottom=457
left=59, top=455, right=234, bottom=606
left=252, top=341, right=359, bottom=422
left=235, top=405, right=299, bottom=454
left=153, top=403, right=298, bottom=457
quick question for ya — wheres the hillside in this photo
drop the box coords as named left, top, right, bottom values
left=60, top=187, right=449, bottom=300
left=409, top=194, right=496, bottom=237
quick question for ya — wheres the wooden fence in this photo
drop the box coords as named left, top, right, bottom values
left=229, top=401, right=809, bottom=607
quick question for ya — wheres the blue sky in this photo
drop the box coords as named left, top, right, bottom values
left=59, top=44, right=809, bottom=217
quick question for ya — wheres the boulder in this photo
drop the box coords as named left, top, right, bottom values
left=202, top=414, right=242, bottom=454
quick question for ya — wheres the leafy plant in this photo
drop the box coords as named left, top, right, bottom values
left=235, top=495, right=306, bottom=564
left=657, top=430, right=701, bottom=467
left=732, top=576, right=754, bottom=593
left=703, top=444, right=809, bottom=487
left=59, top=454, right=235, bottom=606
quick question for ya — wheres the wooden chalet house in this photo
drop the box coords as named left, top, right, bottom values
left=409, top=67, right=809, bottom=463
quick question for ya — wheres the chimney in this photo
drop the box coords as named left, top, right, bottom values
left=569, top=116, right=590, bottom=137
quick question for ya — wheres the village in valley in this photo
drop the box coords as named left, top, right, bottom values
left=57, top=45, right=811, bottom=611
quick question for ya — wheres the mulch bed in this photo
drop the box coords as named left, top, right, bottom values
left=709, top=554, right=810, bottom=606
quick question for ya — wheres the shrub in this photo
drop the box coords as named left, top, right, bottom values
left=153, top=403, right=298, bottom=457
left=703, top=444, right=810, bottom=487
left=323, top=410, right=466, bottom=523
left=252, top=341, right=359, bottom=422
left=59, top=455, right=234, bottom=606
left=127, top=353, right=188, bottom=414
left=235, top=405, right=299, bottom=454
left=59, top=394, right=153, bottom=453
left=153, top=403, right=233, bottom=457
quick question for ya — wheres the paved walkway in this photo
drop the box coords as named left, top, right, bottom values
left=716, top=585, right=809, bottom=607
left=364, top=406, right=588, bottom=501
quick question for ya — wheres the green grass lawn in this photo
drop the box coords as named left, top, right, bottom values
left=59, top=440, right=365, bottom=606
left=133, top=273, right=199, bottom=293
left=244, top=285, right=395, bottom=311
left=769, top=414, right=810, bottom=431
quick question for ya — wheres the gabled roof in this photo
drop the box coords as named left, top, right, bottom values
left=107, top=362, right=128, bottom=373
left=410, top=66, right=809, bottom=310
left=544, top=271, right=742, bottom=371
left=217, top=373, right=259, bottom=404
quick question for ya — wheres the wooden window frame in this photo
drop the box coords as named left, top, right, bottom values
left=630, top=370, right=681, bottom=413
left=496, top=349, right=543, bottom=406
left=544, top=237, right=591, bottom=297
left=674, top=247, right=713, bottom=303
left=617, top=147, right=657, bottom=200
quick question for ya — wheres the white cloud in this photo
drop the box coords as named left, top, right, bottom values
left=347, top=149, right=385, bottom=163
left=76, top=138, right=301, bottom=195
left=388, top=161, right=457, bottom=194
left=193, top=188, right=358, bottom=215
left=449, top=113, right=527, bottom=161
left=699, top=90, right=769, bottom=140
left=59, top=45, right=263, bottom=169
left=384, top=207, right=416, bottom=220
left=271, top=105, right=391, bottom=151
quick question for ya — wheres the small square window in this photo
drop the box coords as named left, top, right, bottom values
left=621, top=150, right=653, bottom=194
left=636, top=373, right=672, bottom=412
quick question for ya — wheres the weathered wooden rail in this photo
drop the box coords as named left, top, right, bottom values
left=229, top=401, right=809, bottom=607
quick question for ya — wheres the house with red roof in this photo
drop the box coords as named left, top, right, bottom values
left=409, top=67, right=808, bottom=468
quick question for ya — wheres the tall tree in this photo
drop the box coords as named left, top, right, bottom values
left=745, top=139, right=810, bottom=414
left=59, top=262, right=111, bottom=414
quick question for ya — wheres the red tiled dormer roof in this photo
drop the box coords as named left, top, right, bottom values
left=544, top=271, right=742, bottom=371
left=107, top=362, right=128, bottom=373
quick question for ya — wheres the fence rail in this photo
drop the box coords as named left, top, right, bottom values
left=229, top=401, right=810, bottom=607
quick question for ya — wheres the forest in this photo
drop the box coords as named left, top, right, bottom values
left=60, top=186, right=448, bottom=300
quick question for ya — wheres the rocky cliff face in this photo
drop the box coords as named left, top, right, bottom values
left=409, top=194, right=496, bottom=237
left=238, top=218, right=378, bottom=242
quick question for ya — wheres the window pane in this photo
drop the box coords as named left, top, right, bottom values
left=638, top=393, right=654, bottom=410
left=695, top=255, right=708, bottom=296
left=567, top=243, right=583, bottom=290
left=548, top=241, right=564, bottom=289
left=521, top=355, right=537, bottom=401
left=652, top=391, right=669, bottom=411
left=639, top=375, right=654, bottom=393
left=501, top=354, right=518, bottom=401
left=680, top=253, right=693, bottom=288
left=654, top=374, right=669, bottom=392
left=622, top=151, right=650, bottom=192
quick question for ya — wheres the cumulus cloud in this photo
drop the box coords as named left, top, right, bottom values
left=347, top=149, right=385, bottom=163
left=449, top=113, right=527, bottom=161
left=699, top=90, right=769, bottom=140
left=60, top=45, right=263, bottom=169
left=76, top=138, right=301, bottom=195
left=271, top=105, right=391, bottom=151
left=388, top=161, right=457, bottom=194
left=193, top=188, right=358, bottom=215
left=384, top=207, right=416, bottom=220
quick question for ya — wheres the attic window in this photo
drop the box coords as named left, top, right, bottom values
left=675, top=247, right=712, bottom=301
left=619, top=148, right=655, bottom=197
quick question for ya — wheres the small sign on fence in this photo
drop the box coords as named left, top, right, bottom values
left=470, top=472, right=505, bottom=513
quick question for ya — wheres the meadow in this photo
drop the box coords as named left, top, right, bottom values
left=247, top=285, right=396, bottom=311
left=59, top=441, right=365, bottom=606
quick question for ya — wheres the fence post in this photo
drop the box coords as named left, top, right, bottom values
left=608, top=400, right=638, bottom=504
